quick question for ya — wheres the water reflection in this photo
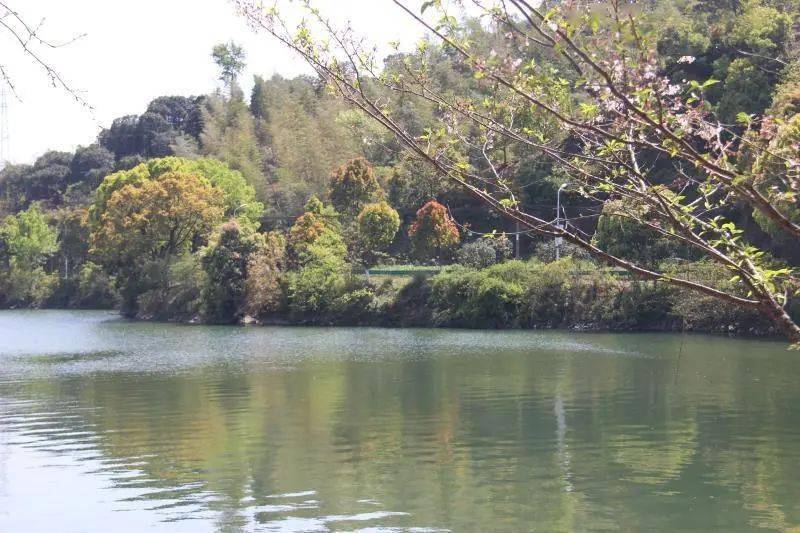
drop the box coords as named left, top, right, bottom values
left=0, top=311, right=798, bottom=531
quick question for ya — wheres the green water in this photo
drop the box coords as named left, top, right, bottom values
left=0, top=311, right=798, bottom=532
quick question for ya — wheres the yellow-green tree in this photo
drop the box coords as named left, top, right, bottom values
left=91, top=171, right=224, bottom=316
left=92, top=172, right=224, bottom=264
left=357, top=201, right=400, bottom=268
left=92, top=156, right=263, bottom=226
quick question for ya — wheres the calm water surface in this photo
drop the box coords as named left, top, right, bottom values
left=0, top=310, right=799, bottom=532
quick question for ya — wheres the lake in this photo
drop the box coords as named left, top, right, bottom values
left=0, top=311, right=798, bottom=532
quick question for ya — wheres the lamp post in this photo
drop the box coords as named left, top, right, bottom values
left=555, top=183, right=568, bottom=260
left=233, top=203, right=249, bottom=218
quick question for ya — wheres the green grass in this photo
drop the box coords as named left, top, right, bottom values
left=364, top=265, right=443, bottom=289
left=368, top=265, right=443, bottom=276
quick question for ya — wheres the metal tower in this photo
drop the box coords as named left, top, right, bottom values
left=0, top=85, right=9, bottom=167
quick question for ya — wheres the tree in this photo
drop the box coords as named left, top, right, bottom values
left=286, top=197, right=348, bottom=320
left=53, top=206, right=90, bottom=279
left=0, top=203, right=57, bottom=265
left=90, top=170, right=224, bottom=315
left=12, top=151, right=72, bottom=207
left=97, top=96, right=204, bottom=160
left=239, top=0, right=800, bottom=343
left=357, top=201, right=400, bottom=268
left=244, top=231, right=286, bottom=318
left=388, top=154, right=449, bottom=218
left=91, top=171, right=224, bottom=264
left=0, top=204, right=59, bottom=306
left=212, top=41, right=246, bottom=90
left=70, top=144, right=114, bottom=189
left=408, top=200, right=460, bottom=261
left=287, top=231, right=348, bottom=318
left=328, top=157, right=383, bottom=217
left=200, top=93, right=266, bottom=200
left=202, top=220, right=255, bottom=323
left=593, top=199, right=692, bottom=269
left=98, top=115, right=141, bottom=159
left=91, top=156, right=263, bottom=226
left=286, top=195, right=342, bottom=263
left=250, top=74, right=365, bottom=217
left=358, top=201, right=400, bottom=251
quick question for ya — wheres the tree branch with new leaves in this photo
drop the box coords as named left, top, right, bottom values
left=0, top=2, right=89, bottom=107
left=233, top=0, right=800, bottom=344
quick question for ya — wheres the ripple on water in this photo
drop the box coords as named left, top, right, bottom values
left=1, top=312, right=799, bottom=532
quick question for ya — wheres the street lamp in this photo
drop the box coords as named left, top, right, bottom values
left=233, top=203, right=249, bottom=218
left=555, top=183, right=568, bottom=260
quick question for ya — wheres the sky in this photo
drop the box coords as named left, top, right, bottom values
left=2, top=0, right=427, bottom=165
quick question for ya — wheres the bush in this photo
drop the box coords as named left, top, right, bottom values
left=518, top=261, right=575, bottom=327
left=424, top=258, right=674, bottom=331
left=387, top=274, right=434, bottom=327
left=456, top=236, right=512, bottom=269
left=518, top=259, right=673, bottom=330
left=429, top=266, right=524, bottom=328
left=287, top=233, right=348, bottom=320
left=666, top=261, right=769, bottom=333
left=533, top=240, right=591, bottom=263
left=0, top=266, right=58, bottom=308
left=333, top=285, right=381, bottom=325
left=73, top=262, right=118, bottom=309
left=136, top=255, right=206, bottom=321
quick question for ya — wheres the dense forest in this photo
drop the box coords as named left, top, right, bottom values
left=0, top=0, right=798, bottom=336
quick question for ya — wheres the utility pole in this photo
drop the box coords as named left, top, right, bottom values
left=555, top=183, right=567, bottom=260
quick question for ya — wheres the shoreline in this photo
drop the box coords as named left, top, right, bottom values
left=5, top=306, right=780, bottom=341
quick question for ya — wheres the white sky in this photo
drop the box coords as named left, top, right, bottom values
left=2, top=0, right=428, bottom=164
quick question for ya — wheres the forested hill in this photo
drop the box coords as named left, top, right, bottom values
left=0, top=0, right=797, bottom=335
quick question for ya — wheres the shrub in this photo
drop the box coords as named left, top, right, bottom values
left=457, top=236, right=512, bottom=269
left=73, top=262, right=118, bottom=309
left=287, top=232, right=348, bottom=320
left=333, top=285, right=380, bottom=325
left=429, top=266, right=524, bottom=328
left=387, top=274, right=434, bottom=327
left=518, top=260, right=577, bottom=327
left=666, top=261, right=769, bottom=333
left=136, top=255, right=206, bottom=321
left=533, top=240, right=591, bottom=263
left=424, top=258, right=673, bottom=331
